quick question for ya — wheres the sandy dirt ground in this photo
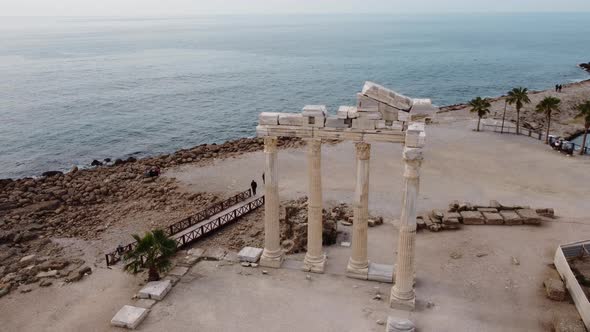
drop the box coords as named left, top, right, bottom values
left=3, top=113, right=590, bottom=331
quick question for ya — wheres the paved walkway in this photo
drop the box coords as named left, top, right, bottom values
left=173, top=194, right=263, bottom=240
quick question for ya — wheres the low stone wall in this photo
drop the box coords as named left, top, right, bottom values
left=418, top=200, right=553, bottom=232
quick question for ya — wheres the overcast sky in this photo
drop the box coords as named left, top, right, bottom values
left=2, top=0, right=590, bottom=16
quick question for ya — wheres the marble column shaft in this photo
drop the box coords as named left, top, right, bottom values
left=303, top=138, right=326, bottom=273
left=347, top=142, right=371, bottom=278
left=390, top=146, right=423, bottom=310
left=260, top=136, right=284, bottom=268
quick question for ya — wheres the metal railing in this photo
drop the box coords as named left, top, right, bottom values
left=572, top=142, right=590, bottom=155
left=105, top=188, right=254, bottom=266
left=481, top=123, right=543, bottom=140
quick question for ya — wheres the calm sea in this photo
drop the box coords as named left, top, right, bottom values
left=1, top=14, right=589, bottom=178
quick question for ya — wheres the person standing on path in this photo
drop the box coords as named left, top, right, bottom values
left=251, top=180, right=258, bottom=196
left=262, top=172, right=265, bottom=184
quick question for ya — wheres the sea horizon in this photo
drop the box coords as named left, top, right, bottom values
left=1, top=13, right=589, bottom=179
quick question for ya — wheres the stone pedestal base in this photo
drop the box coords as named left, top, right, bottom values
left=259, top=250, right=284, bottom=269
left=302, top=254, right=326, bottom=273
left=389, top=293, right=416, bottom=311
left=346, top=260, right=369, bottom=280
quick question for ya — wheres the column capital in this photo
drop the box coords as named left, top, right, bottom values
left=403, top=147, right=423, bottom=179
left=355, top=142, right=371, bottom=160
left=264, top=136, right=278, bottom=153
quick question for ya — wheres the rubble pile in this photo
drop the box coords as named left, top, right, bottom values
left=418, top=200, right=553, bottom=232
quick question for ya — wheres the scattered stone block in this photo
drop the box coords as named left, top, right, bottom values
left=138, top=280, right=172, bottom=301
left=167, top=266, right=189, bottom=278
left=386, top=316, right=416, bottom=332
left=448, top=200, right=460, bottom=212
left=478, top=207, right=498, bottom=213
left=368, top=263, right=394, bottom=283
left=430, top=210, right=444, bottom=222
left=135, top=299, right=157, bottom=309
left=536, top=208, right=554, bottom=218
left=442, top=218, right=461, bottom=230
left=483, top=212, right=504, bottom=225
left=443, top=212, right=462, bottom=223
left=337, top=106, right=354, bottom=119
left=259, top=112, right=280, bottom=125
left=111, top=305, right=149, bottom=329
left=223, top=251, right=239, bottom=263
left=428, top=223, right=442, bottom=232
left=203, top=247, right=227, bottom=261
left=278, top=113, right=304, bottom=126
left=361, top=81, right=412, bottom=110
left=516, top=209, right=541, bottom=225
left=238, top=247, right=263, bottom=263
left=544, top=278, right=566, bottom=301
left=460, top=211, right=485, bottom=225
left=500, top=210, right=523, bottom=225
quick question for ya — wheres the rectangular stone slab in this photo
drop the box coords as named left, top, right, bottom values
left=461, top=211, right=485, bottom=225
left=352, top=118, right=376, bottom=130
left=167, top=266, right=189, bottom=277
left=138, top=280, right=172, bottom=301
left=325, top=117, right=350, bottom=129
left=483, top=212, right=504, bottom=225
left=259, top=112, right=280, bottom=125
left=516, top=209, right=541, bottom=225
left=238, top=247, right=263, bottom=263
left=357, top=111, right=383, bottom=120
left=111, top=305, right=149, bottom=329
left=356, top=93, right=380, bottom=111
left=302, top=105, right=327, bottom=117
left=361, top=81, right=412, bottom=110
left=278, top=113, right=304, bottom=126
left=337, top=106, right=354, bottom=119
left=368, top=263, right=394, bottom=283
left=500, top=210, right=523, bottom=225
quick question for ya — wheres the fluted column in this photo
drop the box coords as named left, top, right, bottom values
left=346, top=142, right=371, bottom=279
left=303, top=138, right=326, bottom=273
left=390, top=146, right=423, bottom=310
left=260, top=136, right=284, bottom=268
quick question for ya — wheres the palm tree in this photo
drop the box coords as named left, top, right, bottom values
left=469, top=96, right=491, bottom=131
left=535, top=96, right=561, bottom=144
left=575, top=101, right=590, bottom=155
left=506, top=87, right=531, bottom=135
left=124, top=230, right=177, bottom=281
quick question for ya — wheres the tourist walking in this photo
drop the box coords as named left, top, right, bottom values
left=251, top=180, right=258, bottom=196
left=262, top=172, right=265, bottom=184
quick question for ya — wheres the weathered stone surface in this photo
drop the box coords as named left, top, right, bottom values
left=325, top=117, right=350, bottom=129
left=278, top=113, right=304, bottom=126
left=478, top=207, right=498, bottom=213
left=187, top=248, right=205, bottom=258
left=442, top=218, right=460, bottom=230
left=544, top=278, right=566, bottom=301
left=483, top=212, right=504, bottom=225
left=111, top=305, right=149, bottom=329
left=357, top=111, right=383, bottom=120
left=337, top=106, right=355, bottom=119
left=386, top=316, right=416, bottom=332
left=356, top=93, right=380, bottom=111
left=361, top=81, right=412, bottom=110
left=553, top=314, right=586, bottom=332
left=203, top=247, right=226, bottom=261
left=460, top=211, right=485, bottom=225
left=443, top=212, right=461, bottom=223
left=238, top=247, right=263, bottom=263
left=36, top=270, right=58, bottom=278
left=259, top=112, right=280, bottom=125
left=397, top=110, right=410, bottom=122
left=516, top=209, right=541, bottom=225
left=368, top=263, right=394, bottom=283
left=138, top=280, right=172, bottom=301
left=536, top=208, right=555, bottom=217
left=302, top=115, right=325, bottom=128
left=410, top=98, right=437, bottom=117
left=500, top=210, right=523, bottom=225
left=134, top=299, right=157, bottom=309
left=352, top=118, right=376, bottom=130
left=167, top=266, right=189, bottom=278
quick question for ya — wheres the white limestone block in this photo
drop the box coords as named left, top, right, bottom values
left=405, top=123, right=426, bottom=148
left=348, top=107, right=359, bottom=119
left=238, top=247, right=263, bottom=263
left=138, top=280, right=172, bottom=301
left=303, top=115, right=325, bottom=128
left=358, top=111, right=382, bottom=120
left=361, top=81, right=412, bottom=110
left=356, top=93, right=380, bottom=111
left=375, top=120, right=387, bottom=129
left=397, top=110, right=410, bottom=122
left=337, top=106, right=355, bottom=119
left=111, top=305, right=149, bottom=329
left=352, top=118, right=376, bottom=130
left=325, top=117, right=350, bottom=129
left=259, top=112, right=280, bottom=125
left=256, top=125, right=269, bottom=137
left=278, top=113, right=304, bottom=126
left=302, top=105, right=327, bottom=117
left=378, top=103, right=399, bottom=122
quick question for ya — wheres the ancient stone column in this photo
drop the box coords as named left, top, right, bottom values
left=260, top=136, right=284, bottom=268
left=390, top=146, right=423, bottom=310
left=303, top=138, right=326, bottom=273
left=346, top=142, right=371, bottom=279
